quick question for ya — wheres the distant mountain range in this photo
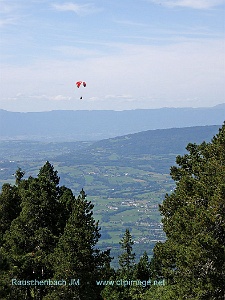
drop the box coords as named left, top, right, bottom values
left=0, top=104, right=224, bottom=141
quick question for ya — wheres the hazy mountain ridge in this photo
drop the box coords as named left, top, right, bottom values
left=0, top=105, right=224, bottom=141
left=54, top=125, right=221, bottom=176
left=88, top=125, right=221, bottom=155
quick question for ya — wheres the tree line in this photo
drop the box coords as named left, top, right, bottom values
left=1, top=123, right=225, bottom=299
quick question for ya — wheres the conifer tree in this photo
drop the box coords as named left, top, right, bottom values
left=48, top=189, right=111, bottom=300
left=0, top=183, right=21, bottom=240
left=118, top=229, right=135, bottom=277
left=134, top=251, right=150, bottom=282
left=152, top=123, right=225, bottom=299
left=0, top=172, right=23, bottom=299
left=102, top=229, right=136, bottom=300
left=2, top=162, right=63, bottom=299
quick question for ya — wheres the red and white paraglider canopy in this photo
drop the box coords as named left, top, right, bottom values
left=76, top=81, right=86, bottom=88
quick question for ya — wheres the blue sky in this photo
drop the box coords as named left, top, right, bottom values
left=0, top=0, right=224, bottom=111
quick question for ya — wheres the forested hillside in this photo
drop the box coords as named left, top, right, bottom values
left=67, top=125, right=221, bottom=156
left=0, top=123, right=225, bottom=299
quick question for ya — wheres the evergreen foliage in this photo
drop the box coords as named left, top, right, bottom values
left=118, top=229, right=136, bottom=277
left=152, top=123, right=225, bottom=299
left=0, top=161, right=111, bottom=300
left=134, top=251, right=150, bottom=282
left=101, top=230, right=151, bottom=300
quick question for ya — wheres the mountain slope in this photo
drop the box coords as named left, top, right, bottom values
left=55, top=125, right=221, bottom=175
left=88, top=125, right=221, bottom=155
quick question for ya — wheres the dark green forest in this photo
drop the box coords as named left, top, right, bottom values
left=0, top=123, right=225, bottom=299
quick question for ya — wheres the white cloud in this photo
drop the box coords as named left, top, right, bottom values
left=0, top=1, right=19, bottom=27
left=4, top=93, right=71, bottom=102
left=52, top=2, right=101, bottom=16
left=30, top=94, right=71, bottom=101
left=0, top=1, right=15, bottom=13
left=0, top=17, right=17, bottom=27
left=152, top=0, right=225, bottom=9
left=104, top=94, right=135, bottom=101
left=54, top=45, right=103, bottom=58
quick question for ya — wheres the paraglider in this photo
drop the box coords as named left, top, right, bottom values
left=76, top=81, right=82, bottom=88
left=76, top=81, right=86, bottom=99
